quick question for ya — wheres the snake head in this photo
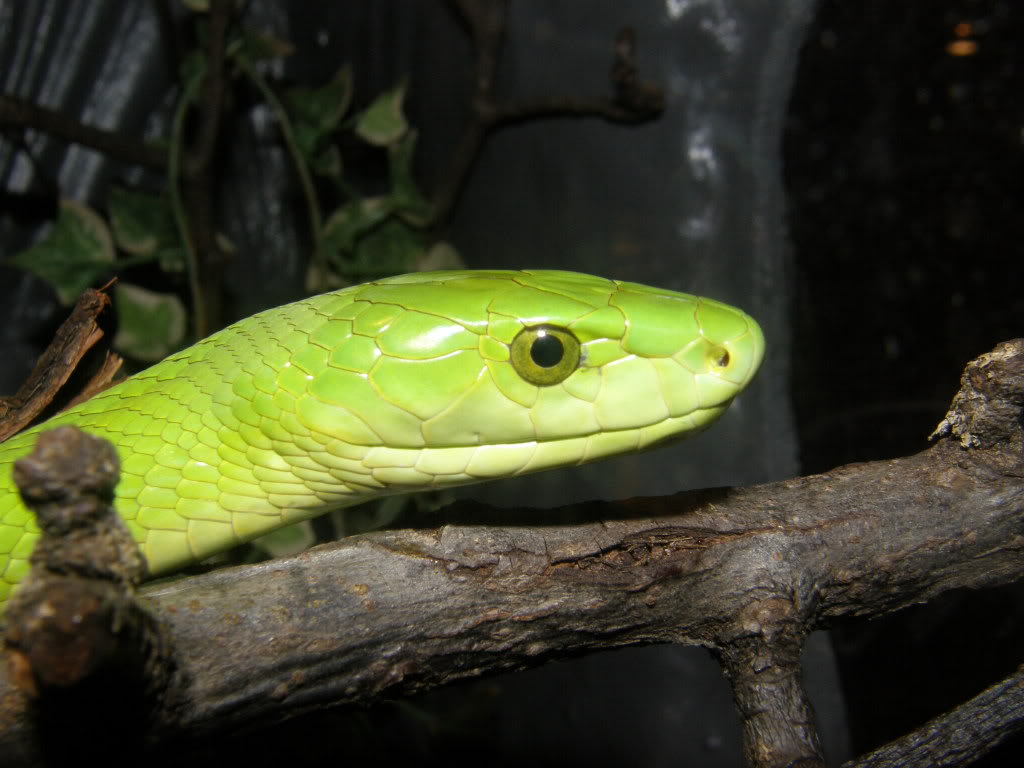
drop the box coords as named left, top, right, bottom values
left=313, top=270, right=766, bottom=481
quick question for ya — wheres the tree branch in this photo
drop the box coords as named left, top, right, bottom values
left=175, top=0, right=235, bottom=339
left=844, top=664, right=1024, bottom=768
left=0, top=94, right=167, bottom=171
left=0, top=286, right=120, bottom=443
left=1, top=339, right=1022, bottom=767
left=433, top=3, right=665, bottom=227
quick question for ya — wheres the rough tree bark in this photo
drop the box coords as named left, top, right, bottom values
left=1, top=338, right=1023, bottom=768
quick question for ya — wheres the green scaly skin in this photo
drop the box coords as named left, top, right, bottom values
left=0, top=270, right=764, bottom=613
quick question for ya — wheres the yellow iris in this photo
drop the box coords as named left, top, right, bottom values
left=509, top=325, right=582, bottom=386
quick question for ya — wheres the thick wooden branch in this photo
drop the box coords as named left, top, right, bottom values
left=0, top=339, right=1022, bottom=766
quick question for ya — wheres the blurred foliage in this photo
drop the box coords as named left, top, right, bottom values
left=11, top=2, right=460, bottom=359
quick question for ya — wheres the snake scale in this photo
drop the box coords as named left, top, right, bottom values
left=0, top=269, right=764, bottom=613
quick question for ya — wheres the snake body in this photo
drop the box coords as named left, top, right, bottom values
left=0, top=270, right=764, bottom=611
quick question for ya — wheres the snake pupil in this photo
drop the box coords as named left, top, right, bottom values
left=530, top=333, right=564, bottom=368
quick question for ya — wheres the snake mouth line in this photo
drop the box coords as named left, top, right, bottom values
left=352, top=404, right=735, bottom=483
left=471, top=403, right=734, bottom=450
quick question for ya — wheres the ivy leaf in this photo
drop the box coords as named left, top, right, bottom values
left=334, top=494, right=408, bottom=537
left=388, top=129, right=431, bottom=225
left=346, top=217, right=424, bottom=278
left=108, top=186, right=180, bottom=258
left=313, top=145, right=342, bottom=179
left=416, top=240, right=465, bottom=272
left=252, top=521, right=314, bottom=559
left=321, top=197, right=393, bottom=255
left=285, top=66, right=354, bottom=164
left=10, top=200, right=115, bottom=304
left=112, top=283, right=187, bottom=362
left=355, top=83, right=408, bottom=147
left=234, top=27, right=294, bottom=62
left=179, top=50, right=207, bottom=98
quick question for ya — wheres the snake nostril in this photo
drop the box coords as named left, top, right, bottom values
left=712, top=347, right=730, bottom=368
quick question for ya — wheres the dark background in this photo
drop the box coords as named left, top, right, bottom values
left=787, top=1, right=1024, bottom=764
left=0, top=0, right=1021, bottom=765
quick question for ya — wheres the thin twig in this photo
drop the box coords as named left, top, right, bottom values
left=0, top=94, right=167, bottom=170
left=0, top=288, right=114, bottom=442
left=176, top=0, right=235, bottom=337
left=233, top=55, right=324, bottom=279
left=485, top=97, right=666, bottom=126
left=432, top=2, right=664, bottom=227
left=168, top=72, right=207, bottom=339
left=185, top=0, right=231, bottom=177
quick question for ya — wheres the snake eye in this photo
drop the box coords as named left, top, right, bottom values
left=510, top=325, right=581, bottom=386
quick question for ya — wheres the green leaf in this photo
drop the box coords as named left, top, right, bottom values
left=108, top=186, right=180, bottom=257
left=156, top=246, right=188, bottom=274
left=10, top=200, right=115, bottom=304
left=179, top=50, right=207, bottom=99
left=321, top=197, right=393, bottom=255
left=416, top=240, right=465, bottom=272
left=355, top=83, right=408, bottom=147
left=113, top=283, right=187, bottom=362
left=333, top=495, right=408, bottom=536
left=388, top=129, right=431, bottom=225
left=251, top=521, right=314, bottom=558
left=289, top=121, right=321, bottom=167
left=284, top=66, right=353, bottom=162
left=313, top=145, right=342, bottom=179
left=346, top=217, right=424, bottom=277
left=181, top=0, right=248, bottom=14
left=234, top=27, right=294, bottom=62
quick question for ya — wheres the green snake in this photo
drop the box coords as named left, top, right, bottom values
left=0, top=270, right=764, bottom=613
